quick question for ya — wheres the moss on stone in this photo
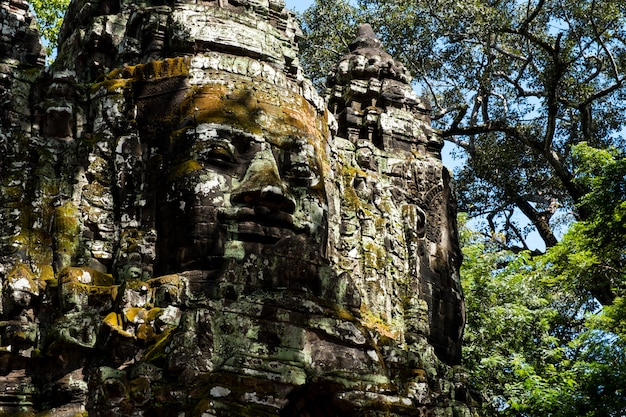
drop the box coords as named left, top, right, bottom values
left=360, top=308, right=401, bottom=341
left=103, top=312, right=133, bottom=338
left=37, top=264, right=56, bottom=286
left=59, top=267, right=115, bottom=286
left=134, top=57, right=191, bottom=81
left=335, top=306, right=357, bottom=321
left=168, top=159, right=203, bottom=181
left=144, top=327, right=175, bottom=362
left=53, top=202, right=81, bottom=266
left=7, top=263, right=37, bottom=287
left=91, top=57, right=190, bottom=94
left=58, top=267, right=118, bottom=310
left=91, top=77, right=133, bottom=95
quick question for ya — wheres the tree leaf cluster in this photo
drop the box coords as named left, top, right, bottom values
left=461, top=210, right=626, bottom=416
left=459, top=144, right=626, bottom=415
left=30, top=0, right=70, bottom=57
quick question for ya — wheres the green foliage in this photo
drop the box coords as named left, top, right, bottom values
left=573, top=143, right=626, bottom=293
left=30, top=0, right=70, bottom=57
left=459, top=142, right=626, bottom=415
left=298, top=0, right=361, bottom=90
left=461, top=213, right=626, bottom=416
left=537, top=143, right=626, bottom=304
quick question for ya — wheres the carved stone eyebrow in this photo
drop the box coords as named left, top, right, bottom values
left=190, top=123, right=259, bottom=140
left=269, top=134, right=313, bottom=152
left=198, top=139, right=236, bottom=162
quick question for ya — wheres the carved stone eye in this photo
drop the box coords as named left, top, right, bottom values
left=285, top=157, right=312, bottom=177
left=206, top=143, right=234, bottom=163
left=281, top=151, right=318, bottom=186
left=194, top=139, right=237, bottom=167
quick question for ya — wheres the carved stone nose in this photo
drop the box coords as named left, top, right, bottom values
left=231, top=148, right=296, bottom=213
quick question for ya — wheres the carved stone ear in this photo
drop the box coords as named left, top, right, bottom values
left=402, top=203, right=426, bottom=239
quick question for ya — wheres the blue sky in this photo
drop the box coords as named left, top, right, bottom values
left=284, top=0, right=314, bottom=13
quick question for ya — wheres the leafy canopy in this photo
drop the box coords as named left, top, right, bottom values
left=461, top=211, right=626, bottom=417
left=30, top=0, right=70, bottom=57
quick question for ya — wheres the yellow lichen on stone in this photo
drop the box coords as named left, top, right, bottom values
left=168, top=159, right=203, bottom=181
left=37, top=264, right=55, bottom=285
left=123, top=307, right=143, bottom=323
left=103, top=312, right=135, bottom=338
left=147, top=274, right=182, bottom=287
left=92, top=57, right=190, bottom=94
left=335, top=306, right=357, bottom=321
left=189, top=86, right=264, bottom=136
left=58, top=267, right=118, bottom=310
left=6, top=264, right=38, bottom=294
left=59, top=267, right=115, bottom=287
left=134, top=57, right=191, bottom=81
left=143, top=327, right=175, bottom=361
left=53, top=202, right=81, bottom=266
left=136, top=322, right=157, bottom=341
left=360, top=308, right=402, bottom=340
left=342, top=183, right=361, bottom=211
left=93, top=78, right=133, bottom=95
left=107, top=66, right=137, bottom=80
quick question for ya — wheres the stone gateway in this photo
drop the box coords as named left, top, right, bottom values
left=0, top=0, right=474, bottom=415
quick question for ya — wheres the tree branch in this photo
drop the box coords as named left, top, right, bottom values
left=495, top=70, right=545, bottom=98
left=519, top=0, right=546, bottom=33
left=589, top=0, right=622, bottom=84
left=582, top=80, right=624, bottom=107
left=443, top=134, right=471, bottom=151
left=514, top=197, right=558, bottom=247
left=440, top=120, right=509, bottom=137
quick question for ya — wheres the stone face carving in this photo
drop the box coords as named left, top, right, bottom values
left=0, top=1, right=473, bottom=416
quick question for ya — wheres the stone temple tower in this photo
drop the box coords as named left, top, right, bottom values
left=0, top=0, right=474, bottom=415
left=326, top=23, right=465, bottom=367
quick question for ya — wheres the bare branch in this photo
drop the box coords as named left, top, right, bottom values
left=504, top=210, right=531, bottom=251
left=495, top=70, right=546, bottom=98
left=582, top=79, right=625, bottom=107
left=541, top=33, right=566, bottom=154
left=491, top=44, right=528, bottom=63
left=440, top=120, right=509, bottom=137
left=450, top=104, right=469, bottom=128
left=519, top=0, right=547, bottom=33
left=469, top=94, right=483, bottom=127
left=443, top=134, right=471, bottom=150
left=432, top=107, right=450, bottom=120
left=589, top=0, right=622, bottom=84
left=419, top=73, right=443, bottom=110
left=582, top=57, right=603, bottom=85
left=514, top=197, right=558, bottom=247
left=503, top=26, right=555, bottom=56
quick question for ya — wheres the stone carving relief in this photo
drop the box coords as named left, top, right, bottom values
left=0, top=1, right=473, bottom=415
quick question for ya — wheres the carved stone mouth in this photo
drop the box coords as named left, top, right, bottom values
left=217, top=207, right=307, bottom=244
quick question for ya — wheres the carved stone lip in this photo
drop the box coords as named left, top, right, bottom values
left=217, top=206, right=308, bottom=243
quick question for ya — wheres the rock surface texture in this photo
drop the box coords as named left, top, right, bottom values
left=0, top=0, right=474, bottom=415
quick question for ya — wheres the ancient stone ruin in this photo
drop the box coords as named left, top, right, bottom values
left=0, top=0, right=472, bottom=415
